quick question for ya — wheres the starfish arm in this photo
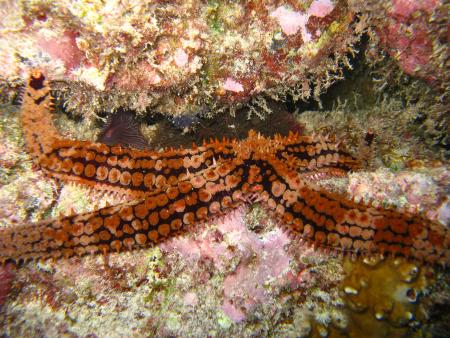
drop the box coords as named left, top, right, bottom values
left=38, top=138, right=235, bottom=199
left=275, top=132, right=361, bottom=176
left=21, top=70, right=235, bottom=198
left=20, top=70, right=60, bottom=160
left=288, top=185, right=448, bottom=265
left=0, top=160, right=246, bottom=263
left=263, top=157, right=450, bottom=266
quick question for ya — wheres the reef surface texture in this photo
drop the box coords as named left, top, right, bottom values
left=2, top=0, right=441, bottom=120
left=0, top=0, right=449, bottom=336
left=0, top=0, right=371, bottom=119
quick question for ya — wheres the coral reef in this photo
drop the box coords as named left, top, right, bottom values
left=0, top=104, right=57, bottom=227
left=0, top=204, right=343, bottom=337
left=370, top=0, right=448, bottom=90
left=1, top=0, right=446, bottom=122
left=0, top=201, right=444, bottom=337
left=294, top=65, right=448, bottom=166
left=0, top=1, right=448, bottom=336
left=0, top=0, right=365, bottom=120
left=161, top=206, right=293, bottom=323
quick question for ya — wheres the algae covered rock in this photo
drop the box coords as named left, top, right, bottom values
left=1, top=0, right=365, bottom=119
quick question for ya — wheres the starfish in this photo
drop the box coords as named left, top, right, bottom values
left=0, top=70, right=448, bottom=266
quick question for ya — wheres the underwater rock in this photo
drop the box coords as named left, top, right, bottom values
left=0, top=0, right=364, bottom=119
left=1, top=1, right=447, bottom=118
left=374, top=0, right=448, bottom=88
left=348, top=167, right=449, bottom=224
left=160, top=207, right=293, bottom=323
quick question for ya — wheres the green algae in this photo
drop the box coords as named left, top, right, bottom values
left=217, top=310, right=233, bottom=329
left=142, top=247, right=175, bottom=307
left=166, top=312, right=182, bottom=331
left=206, top=0, right=224, bottom=34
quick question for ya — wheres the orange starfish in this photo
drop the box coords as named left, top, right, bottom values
left=0, top=70, right=448, bottom=266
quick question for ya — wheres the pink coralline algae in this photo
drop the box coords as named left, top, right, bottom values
left=220, top=224, right=290, bottom=322
left=173, top=48, right=190, bottom=68
left=270, top=7, right=308, bottom=37
left=223, top=78, right=245, bottom=93
left=161, top=207, right=293, bottom=322
left=376, top=0, right=447, bottom=86
left=37, top=30, right=87, bottom=74
left=390, top=0, right=440, bottom=19
left=308, top=0, right=335, bottom=17
left=270, top=0, right=334, bottom=40
left=348, top=168, right=449, bottom=224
